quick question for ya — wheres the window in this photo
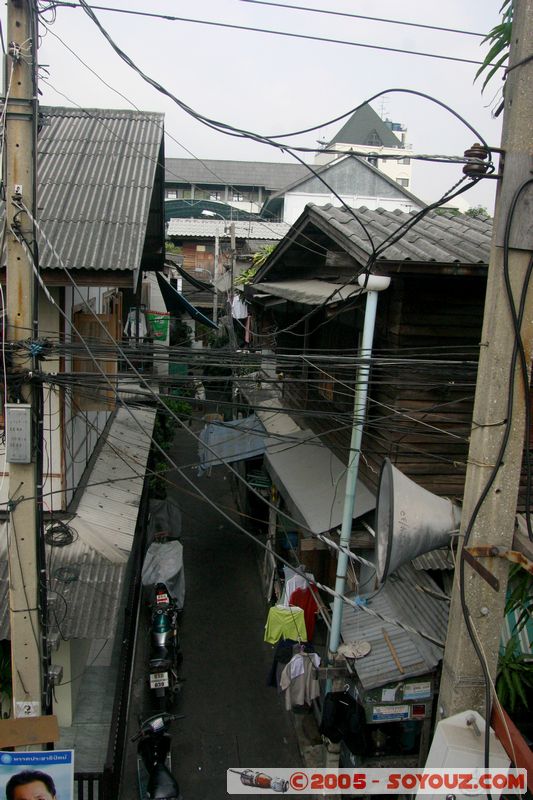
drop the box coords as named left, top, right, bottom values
left=396, top=178, right=410, bottom=187
left=232, top=192, right=244, bottom=202
left=367, top=156, right=378, bottom=167
left=209, top=191, right=222, bottom=201
left=366, top=131, right=382, bottom=147
left=400, top=157, right=411, bottom=165
left=166, top=189, right=177, bottom=199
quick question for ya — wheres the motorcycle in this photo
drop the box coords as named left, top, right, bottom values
left=148, top=582, right=183, bottom=710
left=132, top=712, right=183, bottom=800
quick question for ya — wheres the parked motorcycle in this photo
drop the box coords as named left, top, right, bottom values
left=132, top=712, right=183, bottom=800
left=148, top=582, right=183, bottom=710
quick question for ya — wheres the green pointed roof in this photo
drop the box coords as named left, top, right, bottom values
left=329, top=103, right=402, bottom=148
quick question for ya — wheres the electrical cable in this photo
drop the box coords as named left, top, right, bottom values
left=54, top=1, right=502, bottom=69
left=238, top=0, right=486, bottom=38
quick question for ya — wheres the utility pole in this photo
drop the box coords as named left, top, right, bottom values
left=5, top=0, right=45, bottom=717
left=438, top=0, right=533, bottom=718
left=213, top=231, right=219, bottom=325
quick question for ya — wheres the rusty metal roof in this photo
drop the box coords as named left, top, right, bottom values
left=340, top=564, right=449, bottom=690
left=36, top=106, right=164, bottom=272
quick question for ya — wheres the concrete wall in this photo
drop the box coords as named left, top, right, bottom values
left=53, top=638, right=91, bottom=727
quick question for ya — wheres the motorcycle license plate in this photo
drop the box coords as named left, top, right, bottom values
left=156, top=592, right=169, bottom=605
left=150, top=671, right=169, bottom=689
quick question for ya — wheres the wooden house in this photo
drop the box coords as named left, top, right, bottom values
left=243, top=203, right=497, bottom=569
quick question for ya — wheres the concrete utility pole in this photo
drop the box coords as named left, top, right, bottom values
left=439, top=0, right=533, bottom=718
left=5, top=0, right=45, bottom=717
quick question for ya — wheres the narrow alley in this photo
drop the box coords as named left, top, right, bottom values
left=120, top=414, right=303, bottom=799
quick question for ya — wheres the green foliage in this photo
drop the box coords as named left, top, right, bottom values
left=495, top=566, right=533, bottom=713
left=235, top=265, right=259, bottom=287
left=465, top=206, right=490, bottom=219
left=252, top=243, right=277, bottom=268
left=235, top=243, right=277, bottom=288
left=475, top=0, right=512, bottom=92
left=165, top=241, right=182, bottom=254
left=496, top=639, right=533, bottom=712
left=149, top=460, right=168, bottom=499
left=505, top=565, right=533, bottom=635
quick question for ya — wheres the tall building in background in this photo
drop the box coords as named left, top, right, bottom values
left=315, top=103, right=412, bottom=190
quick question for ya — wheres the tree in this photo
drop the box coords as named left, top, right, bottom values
left=475, top=0, right=512, bottom=93
left=465, top=205, right=490, bottom=218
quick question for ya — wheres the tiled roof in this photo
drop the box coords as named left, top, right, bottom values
left=165, top=158, right=307, bottom=190
left=36, top=106, right=164, bottom=272
left=167, top=218, right=290, bottom=240
left=307, top=204, right=492, bottom=265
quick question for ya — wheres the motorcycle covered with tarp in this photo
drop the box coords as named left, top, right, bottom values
left=142, top=499, right=185, bottom=709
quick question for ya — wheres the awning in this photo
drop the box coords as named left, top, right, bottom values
left=198, top=415, right=267, bottom=472
left=255, top=279, right=363, bottom=306
left=156, top=271, right=218, bottom=330
left=265, top=431, right=375, bottom=534
left=166, top=261, right=214, bottom=293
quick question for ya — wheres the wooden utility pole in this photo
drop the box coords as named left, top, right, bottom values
left=5, top=0, right=44, bottom=717
left=438, top=0, right=533, bottom=718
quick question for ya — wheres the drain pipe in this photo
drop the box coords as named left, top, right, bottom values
left=328, top=273, right=391, bottom=666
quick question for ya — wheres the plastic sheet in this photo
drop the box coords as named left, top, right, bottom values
left=141, top=540, right=185, bottom=609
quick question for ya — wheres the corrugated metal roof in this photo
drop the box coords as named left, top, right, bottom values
left=165, top=158, right=307, bottom=190
left=412, top=548, right=455, bottom=571
left=167, top=218, right=290, bottom=240
left=340, top=564, right=449, bottom=690
left=36, top=106, right=164, bottom=272
left=306, top=204, right=492, bottom=265
left=0, top=406, right=156, bottom=639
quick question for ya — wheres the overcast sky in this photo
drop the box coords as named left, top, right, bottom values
left=19, top=0, right=505, bottom=212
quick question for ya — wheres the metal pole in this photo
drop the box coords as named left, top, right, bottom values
left=329, top=274, right=390, bottom=657
left=5, top=0, right=44, bottom=717
left=213, top=232, right=219, bottom=325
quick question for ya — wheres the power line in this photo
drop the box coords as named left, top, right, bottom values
left=239, top=0, right=486, bottom=38
left=48, top=1, right=499, bottom=68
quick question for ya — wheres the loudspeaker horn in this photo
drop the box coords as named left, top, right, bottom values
left=375, top=458, right=461, bottom=583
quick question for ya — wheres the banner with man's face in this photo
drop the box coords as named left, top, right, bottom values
left=0, top=751, right=73, bottom=800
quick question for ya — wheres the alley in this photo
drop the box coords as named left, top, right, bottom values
left=121, top=415, right=303, bottom=799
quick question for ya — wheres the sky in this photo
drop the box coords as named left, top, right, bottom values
left=11, top=0, right=506, bottom=212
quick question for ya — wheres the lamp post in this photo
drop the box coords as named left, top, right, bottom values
left=200, top=210, right=224, bottom=325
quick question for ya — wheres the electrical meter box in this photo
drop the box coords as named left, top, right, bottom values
left=5, top=403, right=32, bottom=463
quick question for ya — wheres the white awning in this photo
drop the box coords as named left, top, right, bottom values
left=256, top=279, right=363, bottom=306
left=264, top=432, right=375, bottom=534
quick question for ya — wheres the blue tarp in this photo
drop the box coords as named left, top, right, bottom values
left=198, top=415, right=267, bottom=473
left=156, top=271, right=218, bottom=330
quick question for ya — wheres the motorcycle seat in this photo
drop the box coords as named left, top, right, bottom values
left=149, top=656, right=171, bottom=671
left=147, top=763, right=182, bottom=799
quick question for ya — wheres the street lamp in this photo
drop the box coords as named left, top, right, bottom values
left=199, top=211, right=225, bottom=325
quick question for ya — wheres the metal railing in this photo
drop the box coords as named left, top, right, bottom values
left=74, top=773, right=102, bottom=800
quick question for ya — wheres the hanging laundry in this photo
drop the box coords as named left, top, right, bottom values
left=124, top=307, right=148, bottom=339
left=319, top=691, right=368, bottom=755
left=264, top=605, right=307, bottom=645
left=231, top=293, right=248, bottom=319
left=289, top=585, right=319, bottom=641
left=267, top=639, right=316, bottom=689
left=279, top=651, right=321, bottom=710
left=281, top=566, right=313, bottom=607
